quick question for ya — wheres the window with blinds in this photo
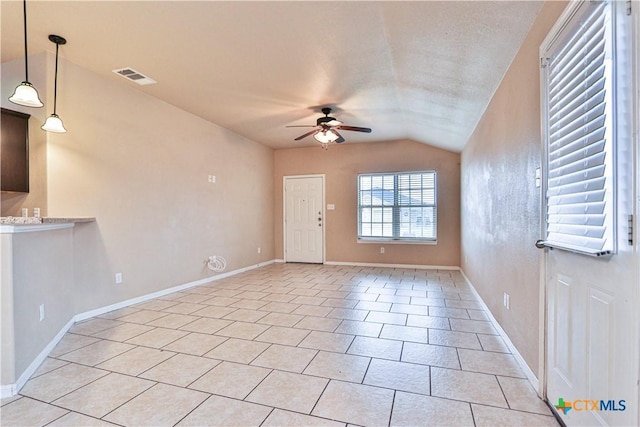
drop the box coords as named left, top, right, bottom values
left=541, top=0, right=615, bottom=256
left=358, top=171, right=437, bottom=241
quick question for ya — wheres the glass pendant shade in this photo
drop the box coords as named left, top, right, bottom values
left=314, top=129, right=339, bottom=144
left=41, top=114, right=66, bottom=133
left=9, top=81, right=43, bottom=108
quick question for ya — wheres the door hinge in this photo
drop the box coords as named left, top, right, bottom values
left=626, top=0, right=632, bottom=16
left=628, top=214, right=634, bottom=245
left=540, top=57, right=550, bottom=69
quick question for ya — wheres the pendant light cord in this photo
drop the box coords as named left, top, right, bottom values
left=22, top=0, right=29, bottom=82
left=53, top=42, right=59, bottom=114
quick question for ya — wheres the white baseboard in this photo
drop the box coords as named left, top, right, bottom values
left=1, top=259, right=276, bottom=397
left=324, top=261, right=459, bottom=270
left=459, top=269, right=539, bottom=391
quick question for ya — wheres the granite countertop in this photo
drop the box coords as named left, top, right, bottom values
left=0, top=217, right=96, bottom=225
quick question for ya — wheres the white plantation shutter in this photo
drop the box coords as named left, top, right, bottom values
left=542, top=0, right=615, bottom=256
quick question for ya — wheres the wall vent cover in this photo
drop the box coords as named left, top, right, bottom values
left=112, top=67, right=157, bottom=85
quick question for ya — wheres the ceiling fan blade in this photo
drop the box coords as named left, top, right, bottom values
left=338, top=125, right=372, bottom=133
left=286, top=125, right=316, bottom=128
left=334, top=130, right=346, bottom=143
left=294, top=129, right=318, bottom=141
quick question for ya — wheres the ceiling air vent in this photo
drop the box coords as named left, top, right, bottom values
left=112, top=67, right=157, bottom=86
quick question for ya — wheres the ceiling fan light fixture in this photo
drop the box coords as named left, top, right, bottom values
left=314, top=129, right=339, bottom=144
left=9, top=0, right=43, bottom=108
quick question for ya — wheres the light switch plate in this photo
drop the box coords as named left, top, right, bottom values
left=327, top=204, right=335, bottom=210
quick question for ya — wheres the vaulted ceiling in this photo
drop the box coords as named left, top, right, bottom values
left=1, top=1, right=543, bottom=151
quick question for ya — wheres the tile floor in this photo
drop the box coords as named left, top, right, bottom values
left=1, top=263, right=559, bottom=426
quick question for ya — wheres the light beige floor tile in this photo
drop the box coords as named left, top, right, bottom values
left=146, top=313, right=199, bottom=329
left=299, top=331, right=355, bottom=353
left=411, top=297, right=446, bottom=307
left=478, top=334, right=510, bottom=353
left=58, top=340, right=136, bottom=366
left=406, top=314, right=451, bottom=330
left=163, top=302, right=207, bottom=314
left=450, top=318, right=497, bottom=335
left=346, top=292, right=379, bottom=302
left=304, top=351, right=370, bottom=382
left=125, top=327, right=189, bottom=348
left=292, top=305, right=334, bottom=317
left=294, top=316, right=342, bottom=332
left=251, top=344, right=317, bottom=373
left=52, top=372, right=154, bottom=418
left=317, top=290, right=350, bottom=299
left=355, top=301, right=392, bottom=312
left=262, top=293, right=297, bottom=303
left=190, top=305, right=237, bottom=319
left=497, top=376, right=552, bottom=415
left=428, top=329, right=482, bottom=349
left=391, top=391, right=474, bottom=426
left=139, top=353, right=220, bottom=387
left=134, top=299, right=179, bottom=311
left=390, top=303, right=430, bottom=315
left=327, top=308, right=368, bottom=321
left=257, top=312, right=304, bottom=327
left=215, top=321, right=270, bottom=339
left=396, top=289, right=428, bottom=298
left=468, top=309, right=491, bottom=320
left=96, top=346, right=174, bottom=375
left=0, top=397, right=68, bottom=426
left=97, top=307, right=140, bottom=320
left=222, top=308, right=268, bottom=322
left=445, top=299, right=484, bottom=310
left=458, top=348, right=524, bottom=377
left=20, top=363, right=109, bottom=402
left=290, top=295, right=327, bottom=306
left=176, top=293, right=214, bottom=304
left=472, top=404, right=559, bottom=427
left=363, top=358, right=430, bottom=394
left=312, top=380, right=394, bottom=426
left=204, top=338, right=270, bottom=363
left=379, top=324, right=429, bottom=343
left=247, top=370, right=328, bottom=413
left=116, top=309, right=169, bottom=324
left=347, top=336, right=402, bottom=361
left=69, top=318, right=122, bottom=336
left=177, top=394, right=271, bottom=426
left=234, top=291, right=269, bottom=300
left=334, top=320, right=382, bottom=337
left=162, top=332, right=227, bottom=356
left=377, top=294, right=411, bottom=304
left=401, top=342, right=460, bottom=369
left=1, top=395, right=22, bottom=407
left=428, top=306, right=470, bottom=319
left=262, top=409, right=345, bottom=427
left=209, top=288, right=243, bottom=297
left=48, top=411, right=118, bottom=426
left=203, top=296, right=242, bottom=306
left=92, top=322, right=155, bottom=342
left=179, top=317, right=233, bottom=334
left=229, top=299, right=270, bottom=310
left=288, top=288, right=321, bottom=297
left=104, top=383, right=208, bottom=427
left=189, top=361, right=271, bottom=399
left=431, top=367, right=507, bottom=407
left=364, top=311, right=407, bottom=325
left=255, top=326, right=311, bottom=346
left=322, top=298, right=359, bottom=309
left=260, top=301, right=300, bottom=313
left=31, top=357, right=69, bottom=378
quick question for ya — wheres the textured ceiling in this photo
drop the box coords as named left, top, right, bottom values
left=1, top=1, right=543, bottom=151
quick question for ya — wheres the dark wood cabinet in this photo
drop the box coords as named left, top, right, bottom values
left=1, top=108, right=30, bottom=193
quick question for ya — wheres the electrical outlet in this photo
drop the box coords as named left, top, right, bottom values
left=258, top=247, right=261, bottom=254
left=115, top=272, right=123, bottom=284
left=39, top=304, right=45, bottom=321
left=380, top=247, right=385, bottom=254
left=208, top=175, right=216, bottom=183
left=503, top=292, right=510, bottom=310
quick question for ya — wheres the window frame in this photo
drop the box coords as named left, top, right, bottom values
left=357, top=170, right=438, bottom=244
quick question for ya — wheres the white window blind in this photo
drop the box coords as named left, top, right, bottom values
left=358, top=171, right=437, bottom=241
left=542, top=0, right=615, bottom=256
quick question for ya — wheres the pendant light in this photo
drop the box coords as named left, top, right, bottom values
left=42, top=35, right=67, bottom=133
left=8, top=0, right=43, bottom=108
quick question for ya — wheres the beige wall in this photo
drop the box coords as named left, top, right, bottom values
left=274, top=139, right=460, bottom=266
left=461, top=1, right=567, bottom=377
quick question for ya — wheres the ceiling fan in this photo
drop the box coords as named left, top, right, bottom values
left=287, top=107, right=372, bottom=145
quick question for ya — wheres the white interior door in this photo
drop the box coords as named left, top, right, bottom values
left=542, top=2, right=638, bottom=426
left=284, top=176, right=324, bottom=263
